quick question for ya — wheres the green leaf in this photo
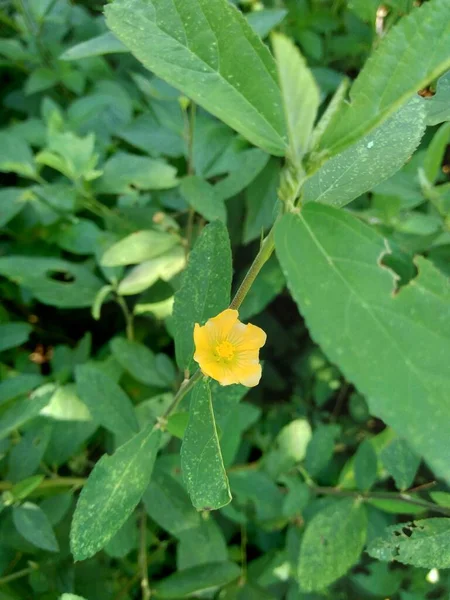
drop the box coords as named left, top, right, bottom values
left=0, top=132, right=36, bottom=179
left=0, top=188, right=28, bottom=227
left=8, top=424, right=52, bottom=482
left=0, top=257, right=103, bottom=308
left=13, top=502, right=59, bottom=552
left=0, top=374, right=43, bottom=405
left=177, top=517, right=227, bottom=569
left=25, top=67, right=59, bottom=95
left=303, top=98, right=426, bottom=208
left=430, top=491, right=450, bottom=508
left=143, top=463, right=200, bottom=535
left=239, top=256, right=285, bottom=321
left=101, top=230, right=178, bottom=267
left=0, top=323, right=32, bottom=353
left=165, top=412, right=189, bottom=439
left=60, top=595, right=87, bottom=600
left=110, top=338, right=168, bottom=387
left=60, top=32, right=128, bottom=60
left=104, top=515, right=138, bottom=558
left=304, top=424, right=340, bottom=478
left=181, top=378, right=231, bottom=510
left=243, top=157, right=280, bottom=245
left=272, top=33, right=319, bottom=165
left=118, top=247, right=185, bottom=296
left=317, top=0, right=450, bottom=157
left=41, top=384, right=92, bottom=422
left=354, top=439, right=378, bottom=491
left=424, top=70, right=450, bottom=125
left=367, top=518, right=450, bottom=568
left=0, top=386, right=52, bottom=440
left=153, top=561, right=240, bottom=598
left=275, top=205, right=450, bottom=483
left=70, top=425, right=161, bottom=561
left=172, top=220, right=232, bottom=372
left=228, top=470, right=283, bottom=522
left=180, top=176, right=226, bottom=223
left=380, top=438, right=420, bottom=491
left=7, top=475, right=45, bottom=503
left=422, top=121, right=450, bottom=183
left=298, top=498, right=367, bottom=592
left=75, top=364, right=139, bottom=439
left=105, top=0, right=287, bottom=156
left=95, top=152, right=178, bottom=194
left=214, top=148, right=269, bottom=201
left=55, top=219, right=101, bottom=256
left=246, top=9, right=287, bottom=39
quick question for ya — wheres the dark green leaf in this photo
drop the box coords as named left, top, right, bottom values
left=243, top=158, right=280, bottom=245
left=153, top=561, right=240, bottom=598
left=180, top=176, right=226, bottom=223
left=354, top=439, right=378, bottom=491
left=0, top=323, right=32, bottom=353
left=424, top=70, right=450, bottom=125
left=380, top=438, right=420, bottom=491
left=110, top=338, right=168, bottom=387
left=13, top=502, right=59, bottom=552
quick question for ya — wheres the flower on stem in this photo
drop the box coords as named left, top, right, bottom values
left=193, top=309, right=266, bottom=387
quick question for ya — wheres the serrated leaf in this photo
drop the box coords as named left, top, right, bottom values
left=354, top=439, right=378, bottom=491
left=298, top=498, right=367, bottom=592
left=154, top=561, right=240, bottom=598
left=172, top=220, right=232, bottom=372
left=303, top=98, right=426, bottom=208
left=181, top=379, right=231, bottom=510
left=13, top=502, right=59, bottom=552
left=105, top=0, right=287, bottom=155
left=367, top=518, right=450, bottom=568
left=60, top=32, right=128, bottom=60
left=75, top=364, right=139, bottom=439
left=110, top=337, right=168, bottom=387
left=318, top=0, right=450, bottom=157
left=101, top=230, right=178, bottom=267
left=70, top=425, right=161, bottom=561
left=275, top=205, right=450, bottom=483
left=380, top=438, right=420, bottom=491
left=180, top=176, right=226, bottom=223
left=272, top=33, right=319, bottom=165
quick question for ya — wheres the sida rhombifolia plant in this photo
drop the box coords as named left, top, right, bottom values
left=67, top=0, right=450, bottom=585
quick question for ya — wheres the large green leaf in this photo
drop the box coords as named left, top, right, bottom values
left=75, top=364, right=139, bottom=439
left=181, top=378, right=231, bottom=510
left=105, top=0, right=287, bottom=156
left=70, top=425, right=161, bottom=560
left=172, top=220, right=232, bottom=372
left=153, top=561, right=240, bottom=598
left=367, top=518, right=450, bottom=568
left=303, top=98, right=426, bottom=208
left=317, top=0, right=450, bottom=157
left=101, top=230, right=179, bottom=267
left=275, top=205, right=450, bottom=482
left=298, top=498, right=367, bottom=592
left=272, top=33, right=319, bottom=165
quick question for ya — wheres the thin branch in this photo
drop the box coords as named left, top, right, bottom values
left=139, top=509, right=151, bottom=600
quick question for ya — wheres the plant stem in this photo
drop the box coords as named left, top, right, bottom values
left=160, top=370, right=203, bottom=420
left=139, top=509, right=151, bottom=600
left=0, top=564, right=38, bottom=585
left=0, top=477, right=85, bottom=491
left=310, top=485, right=450, bottom=517
left=229, top=225, right=276, bottom=310
left=116, top=295, right=135, bottom=341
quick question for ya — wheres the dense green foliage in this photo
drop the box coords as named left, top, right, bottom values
left=0, top=0, right=450, bottom=598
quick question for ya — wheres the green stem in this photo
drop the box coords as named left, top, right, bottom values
left=116, top=295, right=135, bottom=341
left=0, top=478, right=85, bottom=492
left=0, top=564, right=38, bottom=585
left=138, top=509, right=151, bottom=600
left=160, top=370, right=203, bottom=420
left=311, top=485, right=450, bottom=517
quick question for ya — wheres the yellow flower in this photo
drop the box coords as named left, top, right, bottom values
left=193, top=308, right=266, bottom=387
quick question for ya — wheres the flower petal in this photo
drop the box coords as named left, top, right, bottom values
left=205, top=309, right=239, bottom=341
left=199, top=360, right=240, bottom=386
left=238, top=363, right=262, bottom=387
left=232, top=322, right=267, bottom=351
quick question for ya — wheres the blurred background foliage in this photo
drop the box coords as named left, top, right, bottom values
left=0, top=0, right=449, bottom=598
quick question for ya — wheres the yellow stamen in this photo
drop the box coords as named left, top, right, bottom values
left=215, top=340, right=235, bottom=361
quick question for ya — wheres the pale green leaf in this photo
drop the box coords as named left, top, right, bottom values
left=275, top=205, right=450, bottom=482
left=318, top=0, right=450, bottom=157
left=70, top=425, right=161, bottom=560
left=41, top=384, right=92, bottom=422
left=101, top=230, right=179, bottom=267
left=13, top=502, right=59, bottom=552
left=105, top=0, right=287, bottom=155
left=118, top=247, right=185, bottom=295
left=367, top=518, right=450, bottom=568
left=60, top=32, right=128, bottom=60
left=181, top=378, right=231, bottom=510
left=303, top=98, right=426, bottom=208
left=154, top=561, right=240, bottom=598
left=60, top=595, right=87, bottom=600
left=172, top=220, right=232, bottom=372
left=380, top=438, right=420, bottom=491
left=272, top=33, right=319, bottom=165
left=75, top=364, right=139, bottom=439
left=0, top=132, right=36, bottom=179
left=298, top=498, right=367, bottom=592
left=180, top=176, right=226, bottom=223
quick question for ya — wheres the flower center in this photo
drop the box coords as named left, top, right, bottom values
left=215, top=340, right=235, bottom=361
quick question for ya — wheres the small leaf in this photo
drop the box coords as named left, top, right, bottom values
left=8, top=475, right=45, bottom=502
left=0, top=322, right=32, bottom=353
left=424, top=70, right=450, bottom=126
left=181, top=379, right=231, bottom=510
left=105, top=0, right=287, bottom=155
left=153, top=561, right=240, bottom=598
left=13, top=502, right=59, bottom=552
left=380, top=438, right=420, bottom=491
left=110, top=337, right=168, bottom=387
left=0, top=187, right=28, bottom=227
left=60, top=32, right=128, bottom=60
left=118, top=247, right=185, bottom=296
left=367, top=518, right=450, bottom=568
left=298, top=498, right=367, bottom=592
left=75, top=364, right=139, bottom=439
left=172, top=221, right=232, bottom=372
left=60, top=594, right=87, bottom=600
left=70, top=425, right=161, bottom=560
left=101, top=230, right=178, bottom=267
left=354, top=439, right=378, bottom=491
left=272, top=33, right=319, bottom=165
left=422, top=121, right=450, bottom=183
left=0, top=386, right=52, bottom=440
left=0, top=374, right=44, bottom=405
left=247, top=9, right=287, bottom=38
left=305, top=424, right=340, bottom=478
left=180, top=176, right=226, bottom=223
left=0, top=132, right=36, bottom=179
